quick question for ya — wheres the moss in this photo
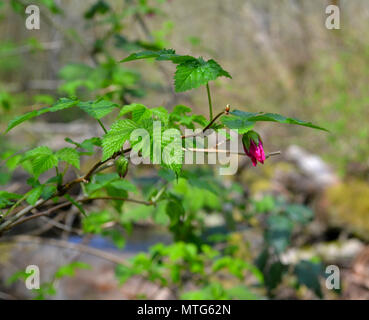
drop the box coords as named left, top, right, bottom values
left=227, top=232, right=252, bottom=260
left=325, top=179, right=369, bottom=240
left=240, top=161, right=295, bottom=194
left=0, top=243, right=15, bottom=265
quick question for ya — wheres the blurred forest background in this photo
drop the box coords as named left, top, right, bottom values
left=0, top=0, right=368, bottom=300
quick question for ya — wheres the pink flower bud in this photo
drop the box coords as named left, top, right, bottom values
left=242, top=131, right=265, bottom=167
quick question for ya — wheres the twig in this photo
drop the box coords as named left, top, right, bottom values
left=8, top=201, right=71, bottom=229
left=40, top=215, right=82, bottom=235
left=202, top=110, right=225, bottom=133
left=183, top=147, right=281, bottom=158
left=82, top=197, right=153, bottom=206
left=0, top=199, right=48, bottom=233
left=29, top=211, right=69, bottom=236
left=0, top=235, right=128, bottom=266
left=97, top=119, right=108, bottom=134
left=4, top=194, right=28, bottom=218
left=4, top=195, right=153, bottom=231
left=206, top=82, right=213, bottom=120
left=181, top=109, right=227, bottom=139
left=58, top=148, right=132, bottom=195
left=0, top=41, right=62, bottom=58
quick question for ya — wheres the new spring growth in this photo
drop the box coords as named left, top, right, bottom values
left=225, top=104, right=230, bottom=114
left=242, top=130, right=265, bottom=167
left=116, top=156, right=129, bottom=178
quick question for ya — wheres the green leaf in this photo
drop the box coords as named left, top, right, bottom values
left=82, top=210, right=112, bottom=233
left=65, top=137, right=101, bottom=154
left=110, top=180, right=137, bottom=193
left=221, top=111, right=257, bottom=134
left=26, top=186, right=44, bottom=205
left=56, top=148, right=80, bottom=169
left=115, top=264, right=134, bottom=285
left=23, top=146, right=59, bottom=178
left=39, top=0, right=63, bottom=14
left=174, top=58, right=231, bottom=92
left=284, top=204, right=314, bottom=224
left=181, top=282, right=226, bottom=300
left=266, top=215, right=293, bottom=254
left=77, top=99, right=118, bottom=119
left=172, top=104, right=192, bottom=116
left=294, top=260, right=324, bottom=299
left=0, top=191, right=22, bottom=209
left=54, top=262, right=91, bottom=279
left=119, top=103, right=152, bottom=122
left=5, top=98, right=78, bottom=133
left=121, top=48, right=195, bottom=64
left=6, top=270, right=28, bottom=285
left=103, top=229, right=126, bottom=249
left=225, top=285, right=261, bottom=300
left=223, top=110, right=328, bottom=132
left=264, top=261, right=287, bottom=291
left=5, top=110, right=38, bottom=133
left=64, top=194, right=86, bottom=216
left=121, top=49, right=231, bottom=92
left=84, top=0, right=110, bottom=19
left=85, top=172, right=137, bottom=197
left=6, top=154, right=22, bottom=171
left=102, top=119, right=139, bottom=160
left=161, top=129, right=183, bottom=175
left=151, top=106, right=169, bottom=125
left=166, top=199, right=184, bottom=227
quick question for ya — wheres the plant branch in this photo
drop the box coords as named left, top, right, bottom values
left=202, top=110, right=225, bottom=133
left=4, top=194, right=28, bottom=218
left=58, top=148, right=132, bottom=195
left=5, top=195, right=154, bottom=231
left=1, top=235, right=128, bottom=265
left=181, top=107, right=228, bottom=139
left=182, top=147, right=281, bottom=158
left=0, top=148, right=134, bottom=234
left=206, top=82, right=213, bottom=121
left=97, top=119, right=108, bottom=134
left=0, top=199, right=48, bottom=233
left=82, top=196, right=153, bottom=206
left=9, top=201, right=71, bottom=229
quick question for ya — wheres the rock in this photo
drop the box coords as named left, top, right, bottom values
left=342, top=246, right=369, bottom=300
left=280, top=239, right=365, bottom=266
left=285, top=145, right=339, bottom=188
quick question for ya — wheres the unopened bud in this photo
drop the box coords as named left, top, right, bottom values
left=225, top=104, right=230, bottom=113
left=116, top=156, right=129, bottom=178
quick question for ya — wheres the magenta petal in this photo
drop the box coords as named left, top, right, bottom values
left=242, top=136, right=265, bottom=166
left=251, top=157, right=258, bottom=166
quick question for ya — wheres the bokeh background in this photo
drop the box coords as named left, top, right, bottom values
left=0, top=0, right=368, bottom=300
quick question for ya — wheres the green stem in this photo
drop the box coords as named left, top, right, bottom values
left=97, top=119, right=108, bottom=134
left=206, top=82, right=213, bottom=121
left=4, top=194, right=27, bottom=218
